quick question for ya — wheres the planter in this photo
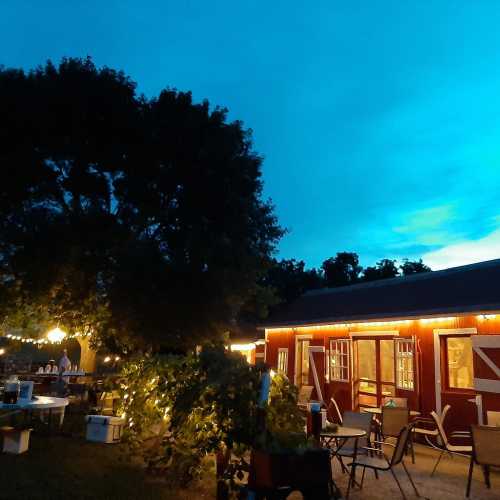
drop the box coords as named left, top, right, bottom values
left=249, top=448, right=331, bottom=490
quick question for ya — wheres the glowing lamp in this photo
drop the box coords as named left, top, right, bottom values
left=0, top=348, right=5, bottom=355
left=47, top=327, right=67, bottom=343
left=104, top=356, right=111, bottom=363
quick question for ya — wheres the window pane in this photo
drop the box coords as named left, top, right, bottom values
left=380, top=339, right=395, bottom=383
left=396, top=339, right=414, bottom=391
left=358, top=340, right=376, bottom=381
left=447, top=337, right=473, bottom=389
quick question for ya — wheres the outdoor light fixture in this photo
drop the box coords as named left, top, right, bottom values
left=115, top=356, right=120, bottom=362
left=230, top=343, right=256, bottom=351
left=104, top=356, right=111, bottom=363
left=0, top=348, right=5, bottom=355
left=47, top=327, right=67, bottom=343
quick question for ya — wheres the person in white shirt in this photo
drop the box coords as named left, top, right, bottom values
left=58, top=349, right=71, bottom=374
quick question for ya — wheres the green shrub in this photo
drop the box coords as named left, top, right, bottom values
left=118, top=346, right=304, bottom=484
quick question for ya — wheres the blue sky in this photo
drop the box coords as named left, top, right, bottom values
left=2, top=1, right=500, bottom=270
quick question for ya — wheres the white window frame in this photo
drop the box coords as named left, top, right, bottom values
left=329, top=339, right=350, bottom=382
left=277, top=348, right=288, bottom=374
left=395, top=338, right=415, bottom=391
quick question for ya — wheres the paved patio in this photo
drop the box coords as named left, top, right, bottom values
left=291, top=442, right=499, bottom=499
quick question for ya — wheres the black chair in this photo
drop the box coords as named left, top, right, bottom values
left=347, top=422, right=428, bottom=500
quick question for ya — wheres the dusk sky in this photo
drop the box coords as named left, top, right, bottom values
left=2, top=1, right=500, bottom=270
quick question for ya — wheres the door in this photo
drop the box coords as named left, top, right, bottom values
left=295, top=337, right=310, bottom=388
left=354, top=338, right=396, bottom=409
left=434, top=329, right=477, bottom=431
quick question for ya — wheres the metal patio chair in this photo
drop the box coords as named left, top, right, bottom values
left=466, top=424, right=500, bottom=497
left=336, top=411, right=374, bottom=473
left=347, top=422, right=428, bottom=500
left=381, top=406, right=414, bottom=463
left=413, top=404, right=451, bottom=448
left=326, top=396, right=343, bottom=424
left=429, top=408, right=472, bottom=476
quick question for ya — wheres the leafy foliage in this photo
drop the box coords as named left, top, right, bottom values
left=400, top=258, right=431, bottom=276
left=118, top=346, right=304, bottom=484
left=362, top=258, right=400, bottom=281
left=322, top=252, right=362, bottom=287
left=0, top=58, right=283, bottom=350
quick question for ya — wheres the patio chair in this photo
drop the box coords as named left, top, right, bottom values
left=486, top=410, right=500, bottom=426
left=347, top=422, right=428, bottom=500
left=336, top=411, right=374, bottom=473
left=381, top=406, right=414, bottom=463
left=466, top=424, right=500, bottom=497
left=382, top=396, right=408, bottom=407
left=326, top=397, right=343, bottom=424
left=413, top=404, right=450, bottom=448
left=429, top=408, right=472, bottom=476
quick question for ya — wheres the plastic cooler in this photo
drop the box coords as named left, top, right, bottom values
left=85, top=415, right=124, bottom=443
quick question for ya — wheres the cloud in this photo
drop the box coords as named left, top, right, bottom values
left=422, top=228, right=500, bottom=270
left=394, top=204, right=455, bottom=234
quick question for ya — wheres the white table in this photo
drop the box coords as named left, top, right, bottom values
left=0, top=396, right=69, bottom=433
left=0, top=396, right=69, bottom=411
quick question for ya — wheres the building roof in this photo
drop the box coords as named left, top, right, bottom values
left=262, top=258, right=500, bottom=328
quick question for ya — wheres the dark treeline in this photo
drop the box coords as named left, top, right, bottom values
left=261, top=253, right=431, bottom=312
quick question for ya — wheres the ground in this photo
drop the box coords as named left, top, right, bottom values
left=0, top=405, right=215, bottom=500
left=0, top=407, right=497, bottom=499
left=290, top=442, right=500, bottom=500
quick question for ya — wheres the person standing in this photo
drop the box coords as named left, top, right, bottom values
left=58, top=349, right=71, bottom=374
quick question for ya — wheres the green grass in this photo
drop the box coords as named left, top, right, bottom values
left=0, top=406, right=215, bottom=500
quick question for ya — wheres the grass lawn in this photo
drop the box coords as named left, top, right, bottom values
left=0, top=405, right=215, bottom=500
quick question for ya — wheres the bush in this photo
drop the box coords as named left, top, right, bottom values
left=118, top=346, right=304, bottom=484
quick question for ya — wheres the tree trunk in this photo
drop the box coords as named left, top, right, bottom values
left=77, top=336, right=96, bottom=373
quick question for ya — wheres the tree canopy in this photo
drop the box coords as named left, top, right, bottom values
left=322, top=252, right=362, bottom=287
left=0, top=58, right=283, bottom=351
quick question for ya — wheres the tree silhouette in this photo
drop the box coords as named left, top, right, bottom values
left=400, top=259, right=431, bottom=276
left=0, top=58, right=283, bottom=351
left=362, top=259, right=399, bottom=282
left=322, top=252, right=362, bottom=287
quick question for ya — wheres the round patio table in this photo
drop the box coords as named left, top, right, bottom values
left=0, top=396, right=69, bottom=411
left=0, top=396, right=69, bottom=433
left=320, top=426, right=367, bottom=498
left=361, top=407, right=421, bottom=417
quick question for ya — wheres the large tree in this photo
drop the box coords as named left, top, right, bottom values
left=0, top=58, right=283, bottom=352
left=321, top=252, right=362, bottom=287
left=400, top=258, right=431, bottom=276
left=362, top=259, right=399, bottom=282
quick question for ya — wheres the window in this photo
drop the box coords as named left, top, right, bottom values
left=329, top=339, right=350, bottom=382
left=277, top=348, right=288, bottom=374
left=447, top=336, right=473, bottom=389
left=396, top=339, right=414, bottom=391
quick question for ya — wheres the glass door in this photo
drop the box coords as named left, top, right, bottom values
left=355, top=338, right=396, bottom=408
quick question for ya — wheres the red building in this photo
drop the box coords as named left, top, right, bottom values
left=262, top=259, right=500, bottom=431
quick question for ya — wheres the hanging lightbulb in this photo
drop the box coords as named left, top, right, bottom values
left=47, top=327, right=67, bottom=343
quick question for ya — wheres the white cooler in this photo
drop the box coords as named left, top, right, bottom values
left=85, top=415, right=124, bottom=443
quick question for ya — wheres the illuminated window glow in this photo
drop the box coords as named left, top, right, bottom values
left=329, top=339, right=350, bottom=382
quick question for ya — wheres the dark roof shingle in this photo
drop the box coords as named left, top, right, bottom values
left=263, top=258, right=500, bottom=327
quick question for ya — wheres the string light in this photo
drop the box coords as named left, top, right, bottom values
left=3, top=330, right=90, bottom=344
